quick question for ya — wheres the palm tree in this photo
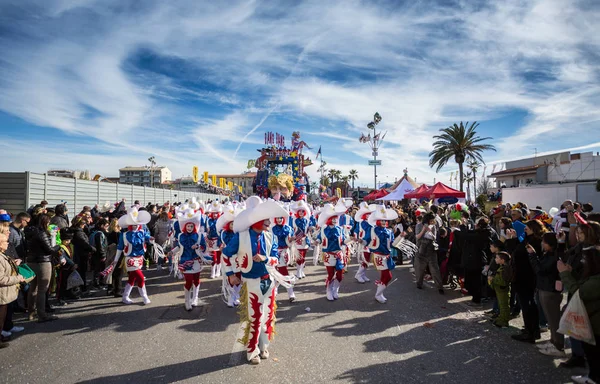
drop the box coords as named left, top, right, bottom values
left=467, top=159, right=481, bottom=197
left=428, top=121, right=496, bottom=192
left=348, top=169, right=358, bottom=189
left=327, top=169, right=336, bottom=186
left=464, top=171, right=474, bottom=202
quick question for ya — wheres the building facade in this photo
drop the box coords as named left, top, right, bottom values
left=213, top=173, right=256, bottom=196
left=119, top=166, right=172, bottom=187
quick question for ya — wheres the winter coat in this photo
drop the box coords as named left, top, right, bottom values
left=25, top=226, right=60, bottom=264
left=461, top=228, right=494, bottom=271
left=90, top=230, right=108, bottom=262
left=529, top=250, right=560, bottom=293
left=50, top=215, right=70, bottom=230
left=0, top=252, right=20, bottom=305
left=71, top=227, right=95, bottom=264
left=505, top=234, right=542, bottom=292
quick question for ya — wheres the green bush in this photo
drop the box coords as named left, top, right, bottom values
left=476, top=194, right=488, bottom=208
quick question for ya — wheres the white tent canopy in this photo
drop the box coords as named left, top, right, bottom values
left=380, top=178, right=415, bottom=201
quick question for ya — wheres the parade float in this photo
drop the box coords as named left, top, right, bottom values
left=249, top=131, right=314, bottom=201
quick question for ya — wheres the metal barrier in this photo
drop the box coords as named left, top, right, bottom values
left=0, top=172, right=222, bottom=213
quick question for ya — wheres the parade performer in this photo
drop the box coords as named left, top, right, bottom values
left=110, top=207, right=153, bottom=305
left=290, top=200, right=311, bottom=279
left=222, top=196, right=292, bottom=365
left=335, top=199, right=355, bottom=272
left=272, top=212, right=295, bottom=302
left=311, top=206, right=322, bottom=266
left=217, top=203, right=243, bottom=307
left=169, top=209, right=208, bottom=311
left=368, top=205, right=398, bottom=303
left=206, top=201, right=223, bottom=279
left=315, top=203, right=348, bottom=301
left=354, top=202, right=376, bottom=283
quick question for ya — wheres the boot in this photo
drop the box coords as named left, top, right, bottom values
left=326, top=281, right=335, bottom=301
left=191, top=284, right=200, bottom=307
left=355, top=266, right=366, bottom=283
left=332, top=280, right=340, bottom=300
left=362, top=267, right=370, bottom=282
left=138, top=286, right=151, bottom=305
left=296, top=266, right=302, bottom=280
left=375, top=283, right=387, bottom=303
left=227, top=287, right=235, bottom=308
left=210, top=264, right=216, bottom=279
left=287, top=287, right=296, bottom=303
left=215, top=264, right=222, bottom=278
left=184, top=288, right=192, bottom=311
left=233, top=285, right=241, bottom=306
left=122, top=284, right=134, bottom=305
left=300, top=263, right=306, bottom=278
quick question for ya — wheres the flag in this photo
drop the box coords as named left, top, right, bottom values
left=316, top=146, right=322, bottom=159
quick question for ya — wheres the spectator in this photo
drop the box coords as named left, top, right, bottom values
left=506, top=219, right=546, bottom=343
left=0, top=232, right=26, bottom=348
left=70, top=215, right=95, bottom=293
left=558, top=243, right=600, bottom=384
left=55, top=228, right=78, bottom=303
left=107, top=219, right=124, bottom=297
left=90, top=219, right=109, bottom=288
left=462, top=217, right=495, bottom=308
left=50, top=204, right=70, bottom=229
left=24, top=214, right=60, bottom=322
left=415, top=213, right=444, bottom=294
left=8, top=212, right=30, bottom=260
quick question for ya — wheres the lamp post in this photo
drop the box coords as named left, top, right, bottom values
left=148, top=156, right=156, bottom=188
left=359, top=112, right=385, bottom=189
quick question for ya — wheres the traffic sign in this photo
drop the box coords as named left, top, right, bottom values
left=368, top=160, right=382, bottom=166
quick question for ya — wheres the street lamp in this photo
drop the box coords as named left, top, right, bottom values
left=148, top=156, right=156, bottom=188
left=358, top=112, right=386, bottom=189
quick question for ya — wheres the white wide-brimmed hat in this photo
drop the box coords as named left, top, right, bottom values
left=118, top=206, right=151, bottom=228
left=354, top=202, right=376, bottom=222
left=318, top=203, right=343, bottom=228
left=334, top=198, right=353, bottom=213
left=367, top=205, right=399, bottom=226
left=207, top=201, right=223, bottom=214
left=290, top=200, right=311, bottom=217
left=233, top=196, right=288, bottom=233
left=216, top=203, right=244, bottom=232
left=100, top=201, right=114, bottom=213
left=177, top=208, right=203, bottom=232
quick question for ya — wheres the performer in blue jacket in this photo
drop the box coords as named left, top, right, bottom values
left=354, top=202, right=375, bottom=283
left=272, top=212, right=295, bottom=302
left=290, top=200, right=311, bottom=279
left=367, top=205, right=398, bottom=303
left=222, top=196, right=290, bottom=365
left=315, top=204, right=348, bottom=301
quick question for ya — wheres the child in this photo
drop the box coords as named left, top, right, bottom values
left=55, top=228, right=78, bottom=303
left=484, top=240, right=505, bottom=318
left=487, top=251, right=512, bottom=328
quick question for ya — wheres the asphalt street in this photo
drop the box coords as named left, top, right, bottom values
left=1, top=259, right=586, bottom=384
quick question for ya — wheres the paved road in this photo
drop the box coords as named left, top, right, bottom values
left=1, top=260, right=585, bottom=384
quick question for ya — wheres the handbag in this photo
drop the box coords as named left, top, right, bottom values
left=67, top=270, right=85, bottom=290
left=18, top=264, right=36, bottom=283
left=557, top=290, right=596, bottom=345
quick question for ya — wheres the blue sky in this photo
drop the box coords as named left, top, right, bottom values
left=1, top=0, right=599, bottom=188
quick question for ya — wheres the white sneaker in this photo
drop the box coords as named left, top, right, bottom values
left=1, top=330, right=11, bottom=338
left=9, top=326, right=24, bottom=333
left=572, top=376, right=597, bottom=384
left=539, top=345, right=566, bottom=357
left=536, top=341, right=552, bottom=349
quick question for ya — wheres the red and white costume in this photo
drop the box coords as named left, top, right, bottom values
left=206, top=201, right=223, bottom=279
left=367, top=205, right=398, bottom=303
left=217, top=203, right=244, bottom=307
left=354, top=202, right=376, bottom=283
left=290, top=200, right=311, bottom=279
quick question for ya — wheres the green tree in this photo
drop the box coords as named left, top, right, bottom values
left=467, top=159, right=481, bottom=197
left=429, top=121, right=496, bottom=192
left=464, top=171, right=474, bottom=201
left=348, top=169, right=358, bottom=189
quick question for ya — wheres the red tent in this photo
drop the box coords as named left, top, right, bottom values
left=404, top=184, right=430, bottom=199
left=426, top=182, right=465, bottom=198
left=363, top=189, right=389, bottom=201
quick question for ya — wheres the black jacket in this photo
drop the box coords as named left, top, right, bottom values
left=506, top=234, right=542, bottom=292
left=25, top=227, right=60, bottom=263
left=461, top=228, right=494, bottom=271
left=50, top=215, right=70, bottom=229
left=529, top=250, right=560, bottom=292
left=90, top=230, right=108, bottom=261
left=71, top=227, right=95, bottom=263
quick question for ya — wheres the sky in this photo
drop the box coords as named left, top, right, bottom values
left=1, top=0, right=599, bottom=189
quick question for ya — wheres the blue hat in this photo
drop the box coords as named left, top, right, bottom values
left=0, top=213, right=11, bottom=222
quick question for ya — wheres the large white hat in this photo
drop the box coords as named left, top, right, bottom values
left=290, top=200, right=311, bottom=217
left=118, top=206, right=151, bottom=227
left=216, top=203, right=243, bottom=232
left=367, top=205, right=399, bottom=226
left=334, top=198, right=353, bottom=213
left=233, top=196, right=288, bottom=233
left=354, top=202, right=376, bottom=222
left=318, top=203, right=343, bottom=228
left=207, top=201, right=223, bottom=213
left=177, top=208, right=203, bottom=232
